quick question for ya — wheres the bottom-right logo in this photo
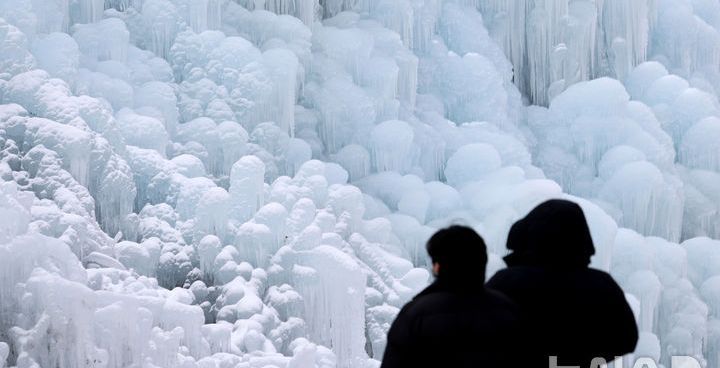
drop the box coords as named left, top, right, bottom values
left=550, top=356, right=702, bottom=368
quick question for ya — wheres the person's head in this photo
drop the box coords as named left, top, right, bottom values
left=504, top=199, right=595, bottom=268
left=426, top=225, right=488, bottom=283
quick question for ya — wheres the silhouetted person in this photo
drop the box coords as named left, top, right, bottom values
left=381, top=225, right=523, bottom=368
left=487, top=199, right=639, bottom=368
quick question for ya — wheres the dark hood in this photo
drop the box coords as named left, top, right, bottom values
left=503, top=199, right=595, bottom=268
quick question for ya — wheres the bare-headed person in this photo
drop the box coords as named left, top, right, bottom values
left=381, top=225, right=524, bottom=368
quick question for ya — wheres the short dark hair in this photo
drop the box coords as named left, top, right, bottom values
left=426, top=225, right=488, bottom=277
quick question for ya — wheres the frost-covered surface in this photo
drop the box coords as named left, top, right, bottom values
left=1, top=0, right=720, bottom=367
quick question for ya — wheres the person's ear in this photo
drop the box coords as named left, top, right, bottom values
left=432, top=262, right=440, bottom=276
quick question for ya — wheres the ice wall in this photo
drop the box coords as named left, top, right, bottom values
left=2, top=0, right=720, bottom=367
left=475, top=0, right=657, bottom=105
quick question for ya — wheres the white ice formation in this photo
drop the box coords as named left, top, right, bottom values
left=1, top=0, right=720, bottom=367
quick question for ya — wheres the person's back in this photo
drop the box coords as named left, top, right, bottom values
left=487, top=199, right=638, bottom=368
left=381, top=226, right=523, bottom=368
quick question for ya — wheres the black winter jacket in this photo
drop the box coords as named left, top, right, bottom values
left=487, top=199, right=639, bottom=368
left=380, top=278, right=524, bottom=368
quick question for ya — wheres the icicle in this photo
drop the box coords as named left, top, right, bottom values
left=315, top=78, right=376, bottom=154
left=187, top=0, right=209, bottom=33
left=266, top=0, right=318, bottom=25
left=195, top=187, right=231, bottom=241
left=142, top=0, right=180, bottom=60
left=527, top=8, right=552, bottom=106
left=198, top=235, right=222, bottom=283
left=294, top=246, right=367, bottom=367
left=72, top=18, right=130, bottom=62
left=77, top=0, right=105, bottom=24
left=395, top=50, right=418, bottom=107
left=266, top=0, right=295, bottom=14
left=253, top=202, right=288, bottom=255
left=598, top=161, right=684, bottom=242
left=229, top=156, right=266, bottom=223
left=296, top=0, right=318, bottom=26
left=151, top=21, right=174, bottom=59
left=67, top=156, right=91, bottom=188
left=235, top=222, right=274, bottom=268
left=334, top=144, right=371, bottom=181
left=598, top=0, right=652, bottom=78
left=679, top=117, right=720, bottom=173
left=182, top=0, right=221, bottom=33
left=157, top=300, right=207, bottom=358
left=611, top=37, right=631, bottom=82
left=361, top=57, right=399, bottom=120
left=410, top=0, right=441, bottom=54
left=477, top=0, right=660, bottom=104
left=370, top=120, right=414, bottom=173
left=372, top=0, right=414, bottom=48
left=626, top=270, right=662, bottom=332
left=264, top=49, right=299, bottom=137
left=96, top=159, right=136, bottom=237
left=207, top=0, right=222, bottom=30
left=106, top=0, right=137, bottom=11
left=694, top=22, right=720, bottom=74
left=94, top=300, right=154, bottom=368
left=320, top=0, right=360, bottom=18
left=477, top=0, right=532, bottom=101
left=565, top=1, right=598, bottom=86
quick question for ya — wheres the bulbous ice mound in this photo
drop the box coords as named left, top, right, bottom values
left=444, top=143, right=502, bottom=187
left=680, top=117, right=720, bottom=172
left=2, top=0, right=720, bottom=367
left=370, top=120, right=414, bottom=173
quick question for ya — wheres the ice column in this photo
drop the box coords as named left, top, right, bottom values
left=598, top=0, right=653, bottom=80
left=33, top=0, right=70, bottom=33
left=334, top=144, right=371, bottom=181
left=195, top=187, right=231, bottom=241
left=96, top=156, right=137, bottom=237
left=187, top=0, right=209, bottom=33
left=531, top=0, right=568, bottom=106
left=478, top=0, right=658, bottom=104
left=598, top=161, right=684, bottom=242
left=207, top=0, right=222, bottom=30
left=626, top=270, right=662, bottom=332
left=12, top=270, right=100, bottom=368
left=94, top=300, right=153, bottom=368
left=410, top=0, right=441, bottom=53
left=396, top=50, right=419, bottom=107
left=266, top=0, right=295, bottom=14
left=372, top=0, right=414, bottom=48
left=295, top=0, right=317, bottom=25
left=561, top=1, right=598, bottom=90
left=78, top=0, right=105, bottom=24
left=320, top=0, right=359, bottom=18
left=264, top=49, right=299, bottom=137
left=370, top=120, right=415, bottom=173
left=142, top=0, right=180, bottom=59
left=235, top=222, right=274, bottom=268
left=229, top=156, right=266, bottom=223
left=266, top=0, right=317, bottom=26
left=197, top=235, right=223, bottom=283
left=361, top=57, right=399, bottom=120
left=106, top=0, right=142, bottom=11
left=295, top=246, right=367, bottom=368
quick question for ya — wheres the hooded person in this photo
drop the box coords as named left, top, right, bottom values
left=487, top=199, right=639, bottom=368
left=381, top=225, right=524, bottom=368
